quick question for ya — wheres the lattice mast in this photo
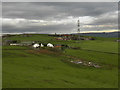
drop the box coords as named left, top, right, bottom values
left=77, top=19, right=80, bottom=33
left=77, top=19, right=80, bottom=39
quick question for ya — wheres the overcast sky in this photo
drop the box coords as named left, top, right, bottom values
left=2, top=2, right=118, bottom=34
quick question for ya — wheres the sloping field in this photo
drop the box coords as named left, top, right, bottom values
left=2, top=34, right=118, bottom=88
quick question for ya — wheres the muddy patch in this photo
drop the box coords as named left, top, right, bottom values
left=26, top=49, right=58, bottom=56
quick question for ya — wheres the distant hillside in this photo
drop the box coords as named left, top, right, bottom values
left=76, top=32, right=119, bottom=37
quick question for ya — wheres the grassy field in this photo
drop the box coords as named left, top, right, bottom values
left=2, top=34, right=118, bottom=88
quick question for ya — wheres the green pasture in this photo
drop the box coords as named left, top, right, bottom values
left=65, top=49, right=118, bottom=66
left=3, top=34, right=53, bottom=42
left=68, top=40, right=118, bottom=53
left=2, top=34, right=118, bottom=88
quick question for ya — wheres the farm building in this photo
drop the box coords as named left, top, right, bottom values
left=3, top=40, right=20, bottom=45
left=32, top=43, right=40, bottom=48
left=20, top=41, right=33, bottom=46
left=116, top=39, right=120, bottom=42
left=32, top=43, right=54, bottom=48
left=40, top=43, right=44, bottom=47
left=47, top=43, right=54, bottom=48
left=22, top=34, right=32, bottom=37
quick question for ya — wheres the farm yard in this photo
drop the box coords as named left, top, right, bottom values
left=2, top=34, right=119, bottom=88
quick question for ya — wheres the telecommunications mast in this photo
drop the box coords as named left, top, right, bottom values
left=77, top=19, right=80, bottom=33
left=77, top=19, right=81, bottom=39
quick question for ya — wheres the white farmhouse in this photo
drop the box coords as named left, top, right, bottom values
left=33, top=43, right=40, bottom=48
left=40, top=43, right=44, bottom=47
left=47, top=43, right=54, bottom=48
left=10, top=43, right=20, bottom=46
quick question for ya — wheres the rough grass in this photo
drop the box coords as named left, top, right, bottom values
left=68, top=40, right=118, bottom=53
left=65, top=49, right=118, bottom=66
left=3, top=34, right=53, bottom=42
left=2, top=49, right=118, bottom=88
left=2, top=34, right=118, bottom=88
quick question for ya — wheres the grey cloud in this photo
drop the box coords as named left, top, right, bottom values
left=3, top=2, right=118, bottom=20
left=89, top=11, right=118, bottom=25
left=3, top=23, right=76, bottom=34
left=2, top=0, right=120, bottom=2
left=2, top=2, right=118, bottom=34
left=82, top=25, right=118, bottom=31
